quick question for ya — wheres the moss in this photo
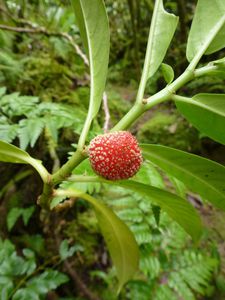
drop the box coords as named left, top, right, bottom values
left=137, top=111, right=200, bottom=152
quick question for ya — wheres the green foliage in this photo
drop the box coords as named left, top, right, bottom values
left=0, top=238, right=68, bottom=300
left=141, top=144, right=225, bottom=211
left=161, top=63, right=174, bottom=84
left=101, top=185, right=219, bottom=300
left=71, top=0, right=110, bottom=148
left=55, top=188, right=139, bottom=292
left=59, top=239, right=84, bottom=260
left=7, top=206, right=35, bottom=231
left=142, top=0, right=178, bottom=80
left=0, top=0, right=225, bottom=298
left=0, top=88, right=86, bottom=148
left=0, top=139, right=49, bottom=182
left=175, top=93, right=225, bottom=145
left=186, top=0, right=225, bottom=61
left=61, top=159, right=101, bottom=194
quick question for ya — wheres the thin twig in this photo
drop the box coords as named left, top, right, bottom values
left=103, top=92, right=110, bottom=132
left=60, top=32, right=89, bottom=66
left=63, top=260, right=101, bottom=300
left=0, top=24, right=46, bottom=33
left=53, top=225, right=101, bottom=300
left=0, top=24, right=88, bottom=66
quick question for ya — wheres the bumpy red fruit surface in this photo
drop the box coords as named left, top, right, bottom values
left=88, top=131, right=143, bottom=180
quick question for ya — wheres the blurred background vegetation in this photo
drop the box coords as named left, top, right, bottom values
left=0, top=0, right=225, bottom=299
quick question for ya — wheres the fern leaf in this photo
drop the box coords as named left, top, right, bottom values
left=18, top=118, right=45, bottom=149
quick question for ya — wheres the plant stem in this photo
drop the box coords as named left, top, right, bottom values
left=112, top=68, right=195, bottom=132
left=77, top=114, right=93, bottom=150
left=194, top=65, right=219, bottom=77
left=68, top=175, right=103, bottom=183
left=52, top=149, right=87, bottom=185
left=111, top=103, right=146, bottom=131
left=171, top=94, right=192, bottom=103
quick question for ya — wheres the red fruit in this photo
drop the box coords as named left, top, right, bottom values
left=88, top=131, right=143, bottom=180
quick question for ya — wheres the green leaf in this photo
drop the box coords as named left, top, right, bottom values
left=71, top=1, right=88, bottom=55
left=151, top=205, right=161, bottom=226
left=168, top=175, right=187, bottom=199
left=161, top=63, right=174, bottom=84
left=50, top=196, right=67, bottom=210
left=187, top=0, right=225, bottom=62
left=21, top=206, right=35, bottom=226
left=12, top=289, right=40, bottom=300
left=67, top=177, right=202, bottom=241
left=0, top=140, right=32, bottom=164
left=59, top=240, right=83, bottom=260
left=141, top=144, right=225, bottom=211
left=145, top=0, right=178, bottom=79
left=0, top=87, right=6, bottom=98
left=0, top=140, right=50, bottom=182
left=175, top=94, right=225, bottom=145
left=71, top=0, right=110, bottom=118
left=18, top=118, right=45, bottom=149
left=116, top=180, right=202, bottom=242
left=7, top=208, right=22, bottom=231
left=55, top=189, right=139, bottom=292
left=135, top=162, right=165, bottom=189
left=1, top=282, right=13, bottom=300
left=0, top=124, right=18, bottom=143
left=26, top=269, right=68, bottom=294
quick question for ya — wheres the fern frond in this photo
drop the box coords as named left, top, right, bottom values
left=18, top=118, right=45, bottom=149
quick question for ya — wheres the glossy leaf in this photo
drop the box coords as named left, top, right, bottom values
left=146, top=0, right=178, bottom=78
left=67, top=177, right=202, bottom=241
left=161, top=63, right=174, bottom=84
left=0, top=140, right=49, bottom=182
left=71, top=0, right=110, bottom=118
left=115, top=181, right=202, bottom=242
left=55, top=189, right=139, bottom=292
left=187, top=0, right=225, bottom=62
left=141, top=144, right=225, bottom=211
left=175, top=94, right=225, bottom=145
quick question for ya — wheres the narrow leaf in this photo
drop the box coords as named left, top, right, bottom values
left=175, top=94, right=225, bottom=145
left=71, top=1, right=88, bottom=55
left=67, top=176, right=202, bottom=241
left=146, top=0, right=178, bottom=78
left=55, top=189, right=139, bottom=292
left=71, top=0, right=110, bottom=118
left=115, top=180, right=202, bottom=242
left=0, top=140, right=50, bottom=182
left=0, top=140, right=31, bottom=164
left=141, top=144, right=225, bottom=211
left=187, top=0, right=225, bottom=62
